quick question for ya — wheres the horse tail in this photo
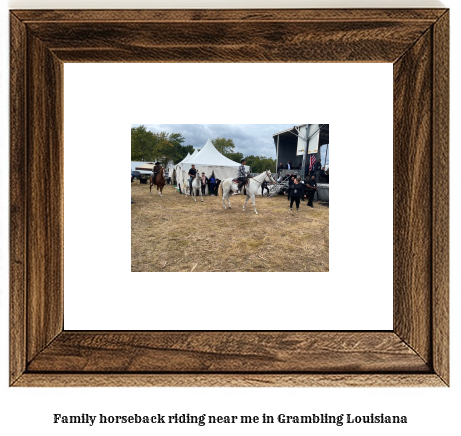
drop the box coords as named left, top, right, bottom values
left=218, top=182, right=223, bottom=198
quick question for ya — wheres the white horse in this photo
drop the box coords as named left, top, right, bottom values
left=219, top=170, right=276, bottom=215
left=184, top=175, right=203, bottom=202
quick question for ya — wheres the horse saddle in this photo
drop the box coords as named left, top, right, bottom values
left=232, top=179, right=247, bottom=185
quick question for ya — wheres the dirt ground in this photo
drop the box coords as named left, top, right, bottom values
left=131, top=181, right=329, bottom=272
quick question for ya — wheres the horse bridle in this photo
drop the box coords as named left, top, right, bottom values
left=249, top=171, right=275, bottom=186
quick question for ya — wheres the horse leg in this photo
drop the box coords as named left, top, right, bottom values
left=200, top=187, right=203, bottom=202
left=243, top=195, right=250, bottom=211
left=222, top=187, right=227, bottom=209
left=228, top=183, right=234, bottom=208
left=251, top=195, right=258, bottom=214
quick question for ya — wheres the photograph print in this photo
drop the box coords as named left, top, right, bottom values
left=131, top=124, right=329, bottom=272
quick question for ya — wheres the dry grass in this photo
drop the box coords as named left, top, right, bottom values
left=131, top=181, right=329, bottom=272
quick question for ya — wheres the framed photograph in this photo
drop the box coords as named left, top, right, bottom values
left=10, top=9, right=449, bottom=386
left=128, top=122, right=330, bottom=273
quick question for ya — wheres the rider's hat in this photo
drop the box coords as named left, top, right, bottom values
left=155, top=162, right=160, bottom=165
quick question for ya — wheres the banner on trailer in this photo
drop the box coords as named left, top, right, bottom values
left=296, top=125, right=307, bottom=156
left=308, top=124, right=320, bottom=154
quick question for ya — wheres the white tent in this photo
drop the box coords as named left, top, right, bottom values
left=183, top=148, right=199, bottom=163
left=176, top=152, right=191, bottom=168
left=176, top=138, right=250, bottom=193
left=173, top=152, right=191, bottom=184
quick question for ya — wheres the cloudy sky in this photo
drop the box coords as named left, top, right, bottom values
left=132, top=124, right=297, bottom=159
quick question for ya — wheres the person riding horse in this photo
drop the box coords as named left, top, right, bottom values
left=152, top=162, right=162, bottom=183
left=188, top=164, right=197, bottom=194
left=237, top=158, right=247, bottom=193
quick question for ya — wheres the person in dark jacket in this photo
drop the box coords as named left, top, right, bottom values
left=188, top=164, right=197, bottom=193
left=313, top=159, right=322, bottom=180
left=261, top=180, right=270, bottom=196
left=319, top=166, right=329, bottom=183
left=209, top=172, right=216, bottom=196
left=286, top=175, right=295, bottom=201
left=277, top=163, right=284, bottom=174
left=288, top=178, right=306, bottom=211
left=214, top=178, right=221, bottom=196
left=306, top=175, right=317, bottom=208
left=152, top=162, right=162, bottom=183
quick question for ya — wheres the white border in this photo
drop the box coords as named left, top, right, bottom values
left=64, top=63, right=393, bottom=330
left=1, top=2, right=459, bottom=436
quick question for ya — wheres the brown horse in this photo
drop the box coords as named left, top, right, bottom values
left=149, top=167, right=166, bottom=196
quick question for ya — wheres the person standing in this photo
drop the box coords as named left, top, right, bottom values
left=289, top=178, right=305, bottom=211
left=214, top=178, right=221, bottom=196
left=261, top=180, right=270, bottom=196
left=286, top=175, right=295, bottom=201
left=209, top=172, right=216, bottom=196
left=200, top=172, right=208, bottom=196
left=278, top=162, right=284, bottom=175
left=237, top=158, right=247, bottom=193
left=313, top=159, right=322, bottom=181
left=306, top=175, right=317, bottom=208
left=152, top=161, right=162, bottom=183
left=188, top=164, right=197, bottom=193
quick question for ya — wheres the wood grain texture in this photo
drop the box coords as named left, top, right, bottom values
left=393, top=29, right=432, bottom=364
left=26, top=34, right=64, bottom=362
left=26, top=20, right=433, bottom=63
left=13, top=374, right=446, bottom=388
left=27, top=332, right=429, bottom=373
left=432, top=11, right=449, bottom=385
left=10, top=13, right=27, bottom=386
left=12, top=9, right=447, bottom=23
left=9, top=8, right=449, bottom=387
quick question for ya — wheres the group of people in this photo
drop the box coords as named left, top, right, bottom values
left=284, top=174, right=318, bottom=211
left=278, top=160, right=302, bottom=171
left=278, top=159, right=328, bottom=182
left=133, top=158, right=321, bottom=210
left=187, top=164, right=221, bottom=196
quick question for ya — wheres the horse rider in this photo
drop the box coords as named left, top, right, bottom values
left=237, top=158, right=247, bottom=193
left=152, top=161, right=162, bottom=183
left=188, top=164, right=197, bottom=193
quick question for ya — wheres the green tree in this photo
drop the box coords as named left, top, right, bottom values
left=177, top=144, right=195, bottom=162
left=243, top=155, right=276, bottom=173
left=131, top=126, right=190, bottom=164
left=212, top=137, right=235, bottom=156
left=225, top=151, right=244, bottom=164
left=151, top=132, right=173, bottom=166
left=131, top=125, right=156, bottom=161
left=131, top=138, right=143, bottom=161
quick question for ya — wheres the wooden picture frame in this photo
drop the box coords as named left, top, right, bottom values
left=10, top=9, right=449, bottom=387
